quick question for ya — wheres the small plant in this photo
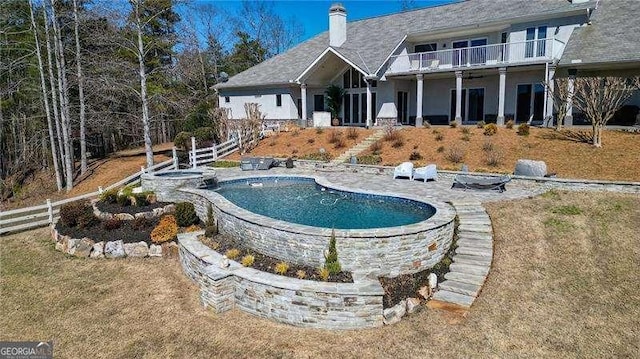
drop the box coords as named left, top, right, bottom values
left=175, top=202, right=198, bottom=227
left=324, top=230, right=341, bottom=275
left=445, top=145, right=465, bottom=163
left=317, top=267, right=330, bottom=281
left=315, top=127, right=324, bottom=135
left=517, top=123, right=530, bottom=136
left=285, top=142, right=291, bottom=148
left=132, top=216, right=149, bottom=230
left=116, top=194, right=131, bottom=207
left=205, top=204, right=215, bottom=227
left=551, top=205, right=582, bottom=215
left=434, top=132, right=444, bottom=141
left=102, top=218, right=122, bottom=230
left=485, top=149, right=503, bottom=167
left=99, top=189, right=119, bottom=204
left=505, top=119, right=515, bottom=129
left=436, top=146, right=445, bottom=153
left=383, top=126, right=402, bottom=142
left=291, top=129, right=300, bottom=137
left=274, top=262, right=289, bottom=275
left=483, top=123, right=498, bottom=136
left=449, top=120, right=458, bottom=128
left=60, top=201, right=97, bottom=228
left=409, top=151, right=423, bottom=160
left=461, top=133, right=471, bottom=141
left=391, top=138, right=405, bottom=148
left=423, top=121, right=431, bottom=128
left=357, top=154, right=382, bottom=165
left=369, top=141, right=382, bottom=155
left=150, top=215, right=178, bottom=244
left=291, top=148, right=299, bottom=155
left=296, top=270, right=307, bottom=279
left=225, top=248, right=241, bottom=260
left=328, top=130, right=343, bottom=144
left=482, top=141, right=494, bottom=152
left=204, top=225, right=218, bottom=237
left=333, top=137, right=346, bottom=149
left=307, top=137, right=315, bottom=144
left=346, top=127, right=358, bottom=140
left=269, top=139, right=277, bottom=147
left=460, top=127, right=471, bottom=135
left=209, top=160, right=240, bottom=168
left=241, top=254, right=255, bottom=267
left=476, top=120, right=486, bottom=129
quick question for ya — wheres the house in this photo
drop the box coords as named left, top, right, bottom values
left=216, top=0, right=640, bottom=128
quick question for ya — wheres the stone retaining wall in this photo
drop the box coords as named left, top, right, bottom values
left=141, top=171, right=205, bottom=202
left=178, top=232, right=385, bottom=329
left=92, top=202, right=175, bottom=221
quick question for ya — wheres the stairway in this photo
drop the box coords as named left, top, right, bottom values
left=329, top=129, right=385, bottom=166
left=431, top=201, right=494, bottom=308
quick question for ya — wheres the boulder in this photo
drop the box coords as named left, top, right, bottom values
left=114, top=213, right=135, bottom=221
left=148, top=244, right=162, bottom=257
left=163, top=204, right=175, bottom=213
left=73, top=238, right=94, bottom=258
left=383, top=300, right=407, bottom=325
left=124, top=241, right=149, bottom=257
left=91, top=242, right=105, bottom=258
left=66, top=237, right=81, bottom=255
left=406, top=297, right=423, bottom=314
left=418, top=285, right=432, bottom=300
left=55, top=236, right=67, bottom=252
left=152, top=208, right=165, bottom=217
left=104, top=240, right=126, bottom=258
left=514, top=159, right=547, bottom=177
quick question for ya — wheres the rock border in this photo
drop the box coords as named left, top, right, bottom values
left=50, top=225, right=175, bottom=259
left=91, top=200, right=175, bottom=221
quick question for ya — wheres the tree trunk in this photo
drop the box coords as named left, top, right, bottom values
left=29, top=0, right=62, bottom=191
left=594, top=125, right=603, bottom=148
left=73, top=0, right=87, bottom=174
left=134, top=0, right=154, bottom=169
left=50, top=0, right=74, bottom=191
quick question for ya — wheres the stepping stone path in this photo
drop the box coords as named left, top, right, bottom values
left=329, top=129, right=385, bottom=166
left=432, top=201, right=493, bottom=308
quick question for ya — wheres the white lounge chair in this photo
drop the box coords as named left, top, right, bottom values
left=393, top=162, right=414, bottom=180
left=413, top=164, right=437, bottom=182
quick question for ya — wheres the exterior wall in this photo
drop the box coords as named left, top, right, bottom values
left=219, top=87, right=299, bottom=120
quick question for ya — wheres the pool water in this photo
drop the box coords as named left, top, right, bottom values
left=213, top=177, right=435, bottom=229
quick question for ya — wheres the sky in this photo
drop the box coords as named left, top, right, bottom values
left=213, top=0, right=457, bottom=42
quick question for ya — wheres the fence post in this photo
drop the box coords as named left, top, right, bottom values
left=98, top=186, right=104, bottom=194
left=191, top=136, right=197, bottom=169
left=140, top=166, right=145, bottom=175
left=46, top=199, right=53, bottom=224
left=212, top=143, right=218, bottom=161
left=172, top=146, right=178, bottom=169
left=236, top=130, right=243, bottom=154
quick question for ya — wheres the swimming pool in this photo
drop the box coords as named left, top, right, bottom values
left=213, top=177, right=435, bottom=229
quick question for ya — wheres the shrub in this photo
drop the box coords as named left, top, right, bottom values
left=274, top=262, right=289, bottom=275
left=317, top=267, right=330, bottom=281
left=517, top=123, right=530, bottom=136
left=383, top=126, right=401, bottom=142
left=333, top=137, right=346, bottom=149
left=285, top=142, right=291, bottom=148
left=225, top=248, right=241, bottom=260
left=102, top=218, right=122, bottom=230
left=391, top=138, right=404, bottom=148
left=184, top=224, right=201, bottom=233
left=482, top=141, right=494, bottom=152
left=436, top=146, right=445, bottom=153
left=409, top=151, right=423, bottom=161
left=210, top=160, right=240, bottom=168
left=150, top=215, right=178, bottom=244
left=300, top=151, right=332, bottom=162
left=369, top=141, right=382, bottom=155
left=99, top=189, right=119, bottom=204
left=132, top=216, right=149, bottom=230
left=346, top=127, right=359, bottom=140
left=116, top=194, right=131, bottom=207
left=461, top=133, right=471, bottom=142
left=315, top=127, right=324, bottom=134
left=485, top=149, right=503, bottom=167
left=460, top=127, right=471, bottom=135
left=445, top=145, right=465, bottom=163
left=175, top=202, right=198, bottom=227
left=291, top=129, right=300, bottom=137
left=173, top=131, right=192, bottom=150
left=423, top=121, right=431, bottom=128
left=60, top=201, right=96, bottom=228
left=434, top=132, right=444, bottom=141
left=505, top=119, right=515, bottom=129
left=328, top=130, right=343, bottom=144
left=296, top=270, right=307, bottom=279
left=268, top=139, right=277, bottom=147
left=206, top=204, right=215, bottom=227
left=483, top=123, right=498, bottom=136
left=357, top=154, right=382, bottom=165
left=449, top=120, right=458, bottom=128
left=241, top=255, right=255, bottom=267
left=193, top=127, right=215, bottom=146
left=131, top=192, right=150, bottom=207
left=476, top=120, right=486, bottom=129
left=307, top=137, right=315, bottom=144
left=204, top=225, right=218, bottom=237
left=324, top=230, right=341, bottom=275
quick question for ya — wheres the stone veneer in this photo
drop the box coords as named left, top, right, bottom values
left=173, top=175, right=456, bottom=277
left=178, top=232, right=385, bottom=329
left=141, top=170, right=207, bottom=202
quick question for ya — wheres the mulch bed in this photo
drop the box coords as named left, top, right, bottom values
left=55, top=217, right=160, bottom=245
left=200, top=233, right=353, bottom=283
left=95, top=200, right=170, bottom=215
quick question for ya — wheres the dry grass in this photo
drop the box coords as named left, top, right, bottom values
left=1, top=191, right=639, bottom=358
left=227, top=127, right=373, bottom=161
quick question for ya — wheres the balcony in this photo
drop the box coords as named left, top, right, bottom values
left=386, top=38, right=565, bottom=75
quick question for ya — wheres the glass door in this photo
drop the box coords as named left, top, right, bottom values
left=468, top=88, right=485, bottom=123
left=453, top=40, right=468, bottom=67
left=397, top=91, right=408, bottom=124
left=450, top=89, right=467, bottom=122
left=351, top=94, right=359, bottom=124
left=360, top=93, right=367, bottom=125
left=516, top=84, right=532, bottom=122
left=470, top=39, right=487, bottom=65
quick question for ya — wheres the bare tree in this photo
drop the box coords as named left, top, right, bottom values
left=73, top=0, right=88, bottom=174
left=543, top=77, right=570, bottom=131
left=572, top=77, right=638, bottom=147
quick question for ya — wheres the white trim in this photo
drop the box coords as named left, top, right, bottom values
left=374, top=35, right=408, bottom=76
left=296, top=47, right=369, bottom=83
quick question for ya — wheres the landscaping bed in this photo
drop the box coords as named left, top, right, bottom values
left=200, top=233, right=353, bottom=283
left=55, top=217, right=160, bottom=245
left=95, top=200, right=170, bottom=215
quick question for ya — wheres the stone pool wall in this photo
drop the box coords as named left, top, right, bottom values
left=178, top=232, right=385, bottom=329
left=141, top=172, right=204, bottom=202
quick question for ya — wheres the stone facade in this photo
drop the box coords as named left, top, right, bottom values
left=178, top=232, right=385, bottom=329
left=140, top=171, right=207, bottom=202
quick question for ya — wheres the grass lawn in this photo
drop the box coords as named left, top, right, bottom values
left=1, top=191, right=639, bottom=358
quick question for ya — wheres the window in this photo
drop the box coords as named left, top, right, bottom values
left=276, top=94, right=282, bottom=107
left=343, top=68, right=372, bottom=89
left=313, top=95, right=324, bottom=111
left=525, top=28, right=536, bottom=57
left=351, top=69, right=360, bottom=88
left=343, top=70, right=351, bottom=88
left=371, top=80, right=377, bottom=88
left=415, top=43, right=437, bottom=53
left=526, top=27, right=547, bottom=58
left=224, top=96, right=230, bottom=103
left=537, top=26, right=547, bottom=57
left=501, top=32, right=508, bottom=44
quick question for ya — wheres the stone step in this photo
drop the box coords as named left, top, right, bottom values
left=457, top=232, right=492, bottom=241
left=457, top=238, right=492, bottom=249
left=458, top=224, right=492, bottom=233
left=456, top=246, right=493, bottom=258
left=439, top=280, right=482, bottom=297
left=444, top=272, right=487, bottom=286
left=451, top=201, right=482, bottom=206
left=450, top=262, right=490, bottom=276
left=432, top=289, right=474, bottom=307
left=453, top=254, right=492, bottom=266
left=459, top=219, right=492, bottom=226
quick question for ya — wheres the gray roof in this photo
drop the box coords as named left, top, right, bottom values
left=218, top=0, right=596, bottom=90
left=560, top=0, right=640, bottom=66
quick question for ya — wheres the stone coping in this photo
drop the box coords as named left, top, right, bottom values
left=181, top=174, right=455, bottom=239
left=179, top=231, right=384, bottom=296
left=91, top=201, right=175, bottom=221
left=141, top=170, right=204, bottom=180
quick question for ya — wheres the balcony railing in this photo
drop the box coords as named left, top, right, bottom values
left=386, top=38, right=564, bottom=75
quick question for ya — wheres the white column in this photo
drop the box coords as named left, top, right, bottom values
left=545, top=65, right=556, bottom=126
left=566, top=70, right=576, bottom=127
left=366, top=81, right=372, bottom=128
left=415, top=74, right=424, bottom=127
left=497, top=67, right=507, bottom=126
left=455, top=71, right=463, bottom=124
left=300, top=83, right=308, bottom=126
